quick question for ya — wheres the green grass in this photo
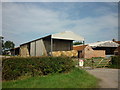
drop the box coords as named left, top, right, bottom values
left=3, top=68, right=99, bottom=88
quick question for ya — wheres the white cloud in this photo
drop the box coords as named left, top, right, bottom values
left=2, top=2, right=118, bottom=46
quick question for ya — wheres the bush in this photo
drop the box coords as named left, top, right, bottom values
left=109, top=56, right=120, bottom=69
left=2, top=56, right=74, bottom=81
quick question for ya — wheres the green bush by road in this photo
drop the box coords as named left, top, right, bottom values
left=109, top=56, right=120, bottom=69
left=2, top=56, right=74, bottom=81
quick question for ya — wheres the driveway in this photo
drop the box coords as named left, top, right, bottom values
left=86, top=68, right=119, bottom=88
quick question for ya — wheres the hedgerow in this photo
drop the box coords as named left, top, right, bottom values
left=109, top=56, right=120, bottom=69
left=2, top=56, right=74, bottom=81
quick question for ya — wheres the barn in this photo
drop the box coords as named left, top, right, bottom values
left=20, top=31, right=84, bottom=57
left=10, top=47, right=20, bottom=56
left=89, top=41, right=119, bottom=55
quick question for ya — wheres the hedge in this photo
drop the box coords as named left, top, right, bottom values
left=109, top=56, right=120, bottom=69
left=2, top=56, right=74, bottom=81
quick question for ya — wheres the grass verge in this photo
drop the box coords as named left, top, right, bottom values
left=3, top=68, right=99, bottom=88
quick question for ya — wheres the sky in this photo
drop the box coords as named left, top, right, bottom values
left=2, top=2, right=118, bottom=47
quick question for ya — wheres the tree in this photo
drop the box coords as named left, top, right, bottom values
left=73, top=41, right=83, bottom=45
left=4, top=41, right=15, bottom=50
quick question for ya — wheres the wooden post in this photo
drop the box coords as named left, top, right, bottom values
left=92, top=58, right=94, bottom=69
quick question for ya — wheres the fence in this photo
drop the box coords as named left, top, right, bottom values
left=76, top=57, right=111, bottom=69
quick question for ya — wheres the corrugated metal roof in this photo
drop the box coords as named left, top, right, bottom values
left=20, top=31, right=84, bottom=46
left=20, top=35, right=51, bottom=46
left=89, top=41, right=119, bottom=48
left=52, top=31, right=84, bottom=41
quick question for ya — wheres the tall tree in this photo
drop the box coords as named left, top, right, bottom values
left=4, top=41, right=15, bottom=50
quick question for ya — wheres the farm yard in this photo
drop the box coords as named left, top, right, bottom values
left=1, top=1, right=119, bottom=89
left=1, top=31, right=120, bottom=88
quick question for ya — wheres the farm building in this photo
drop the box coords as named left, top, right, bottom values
left=113, top=40, right=120, bottom=55
left=20, top=31, right=84, bottom=57
left=10, top=47, right=20, bottom=56
left=114, top=46, right=120, bottom=55
left=89, top=41, right=119, bottom=55
left=73, top=45, right=105, bottom=58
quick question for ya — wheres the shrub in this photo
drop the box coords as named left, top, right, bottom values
left=109, top=56, right=120, bottom=69
left=2, top=56, right=74, bottom=81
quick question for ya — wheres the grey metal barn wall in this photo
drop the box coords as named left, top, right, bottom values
left=36, top=39, right=47, bottom=56
left=42, top=36, right=51, bottom=55
left=53, top=39, right=73, bottom=51
left=30, top=39, right=47, bottom=56
left=30, top=41, right=35, bottom=56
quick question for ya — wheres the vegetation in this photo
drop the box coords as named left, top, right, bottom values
left=3, top=40, right=15, bottom=50
left=2, top=57, right=74, bottom=81
left=2, top=40, right=15, bottom=55
left=109, top=56, right=120, bottom=69
left=73, top=41, right=83, bottom=45
left=3, top=68, right=99, bottom=88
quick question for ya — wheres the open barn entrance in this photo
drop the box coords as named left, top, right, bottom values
left=78, top=51, right=82, bottom=58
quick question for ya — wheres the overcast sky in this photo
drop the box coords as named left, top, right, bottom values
left=2, top=2, right=118, bottom=47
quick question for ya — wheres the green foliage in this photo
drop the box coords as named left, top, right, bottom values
left=73, top=41, right=83, bottom=45
left=4, top=40, right=15, bottom=50
left=2, top=56, right=74, bottom=81
left=109, top=56, right=120, bottom=69
left=3, top=68, right=99, bottom=88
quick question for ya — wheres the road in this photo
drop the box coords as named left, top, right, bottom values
left=86, top=68, right=119, bottom=88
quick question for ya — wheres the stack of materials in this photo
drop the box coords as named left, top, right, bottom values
left=52, top=50, right=78, bottom=57
left=20, top=45, right=30, bottom=57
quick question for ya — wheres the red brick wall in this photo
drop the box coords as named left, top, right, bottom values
left=93, top=50, right=105, bottom=58
left=84, top=46, right=94, bottom=59
left=83, top=46, right=105, bottom=59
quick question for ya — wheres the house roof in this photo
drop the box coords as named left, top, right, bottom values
left=89, top=41, right=119, bottom=48
left=113, top=41, right=120, bottom=44
left=73, top=45, right=88, bottom=51
left=52, top=31, right=84, bottom=41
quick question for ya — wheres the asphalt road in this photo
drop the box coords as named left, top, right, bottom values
left=86, top=68, right=119, bottom=88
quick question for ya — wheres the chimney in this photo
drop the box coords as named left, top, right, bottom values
left=112, top=38, right=116, bottom=41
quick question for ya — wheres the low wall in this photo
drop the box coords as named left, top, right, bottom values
left=84, top=50, right=105, bottom=59
left=93, top=50, right=105, bottom=57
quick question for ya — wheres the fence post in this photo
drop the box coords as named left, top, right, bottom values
left=92, top=58, right=94, bottom=69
